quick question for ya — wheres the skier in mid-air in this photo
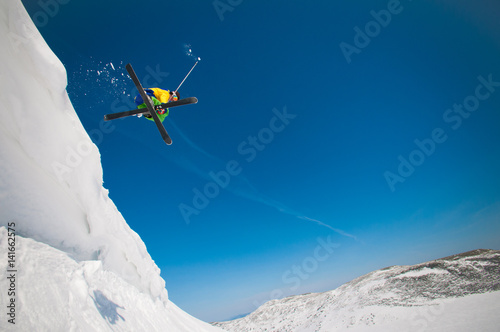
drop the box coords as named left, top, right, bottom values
left=104, top=61, right=199, bottom=145
left=134, top=88, right=179, bottom=122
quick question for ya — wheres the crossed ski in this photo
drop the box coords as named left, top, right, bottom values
left=103, top=97, right=198, bottom=121
left=103, top=63, right=197, bottom=145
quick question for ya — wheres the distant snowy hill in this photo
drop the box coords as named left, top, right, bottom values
left=0, top=1, right=220, bottom=331
left=214, top=249, right=500, bottom=332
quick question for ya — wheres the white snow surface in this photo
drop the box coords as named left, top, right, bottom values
left=0, top=228, right=221, bottom=332
left=0, top=1, right=220, bottom=331
left=215, top=249, right=500, bottom=331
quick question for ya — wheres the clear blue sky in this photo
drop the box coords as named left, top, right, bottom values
left=22, top=0, right=500, bottom=322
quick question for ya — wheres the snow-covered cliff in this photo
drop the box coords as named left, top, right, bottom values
left=0, top=1, right=220, bottom=330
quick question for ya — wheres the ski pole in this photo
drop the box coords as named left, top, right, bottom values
left=170, top=59, right=200, bottom=101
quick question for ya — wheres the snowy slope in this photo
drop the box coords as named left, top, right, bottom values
left=0, top=1, right=220, bottom=330
left=0, top=228, right=222, bottom=331
left=214, top=249, right=500, bottom=331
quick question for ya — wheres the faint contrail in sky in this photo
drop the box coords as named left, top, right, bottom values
left=296, top=216, right=358, bottom=240
left=168, top=123, right=358, bottom=240
left=167, top=118, right=219, bottom=161
left=232, top=189, right=358, bottom=240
